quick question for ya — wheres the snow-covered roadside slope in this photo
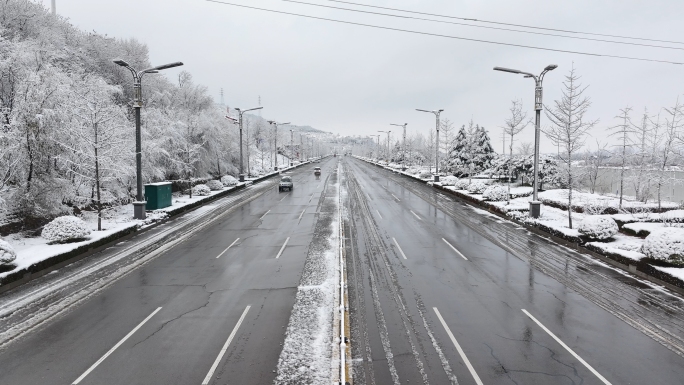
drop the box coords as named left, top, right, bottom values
left=274, top=166, right=340, bottom=384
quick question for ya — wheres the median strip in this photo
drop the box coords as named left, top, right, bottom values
left=442, top=238, right=468, bottom=261
left=522, top=309, right=612, bottom=385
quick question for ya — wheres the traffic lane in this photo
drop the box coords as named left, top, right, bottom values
left=352, top=158, right=684, bottom=384
left=0, top=164, right=326, bottom=384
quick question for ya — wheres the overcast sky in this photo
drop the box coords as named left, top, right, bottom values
left=42, top=0, right=684, bottom=153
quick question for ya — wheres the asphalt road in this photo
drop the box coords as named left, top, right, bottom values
left=2, top=155, right=684, bottom=385
left=343, top=157, right=684, bottom=385
left=0, top=158, right=338, bottom=385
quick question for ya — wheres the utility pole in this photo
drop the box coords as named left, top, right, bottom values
left=391, top=123, right=407, bottom=170
left=290, top=129, right=294, bottom=166
left=51, top=0, right=56, bottom=15
left=234, top=106, right=263, bottom=181
left=268, top=121, right=289, bottom=171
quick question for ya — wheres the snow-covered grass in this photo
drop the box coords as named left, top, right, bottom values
left=539, top=189, right=680, bottom=214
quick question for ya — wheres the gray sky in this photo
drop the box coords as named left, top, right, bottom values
left=43, top=0, right=684, bottom=153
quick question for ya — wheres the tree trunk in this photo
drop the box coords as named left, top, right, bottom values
left=94, top=124, right=102, bottom=231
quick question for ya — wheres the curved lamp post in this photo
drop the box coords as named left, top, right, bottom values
left=114, top=59, right=183, bottom=220
left=416, top=109, right=444, bottom=182
left=391, top=123, right=407, bottom=170
left=234, top=106, right=263, bottom=181
left=268, top=120, right=289, bottom=171
left=494, top=64, right=557, bottom=218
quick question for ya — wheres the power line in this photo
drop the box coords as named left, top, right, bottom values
left=205, top=0, right=684, bottom=65
left=281, top=0, right=684, bottom=51
left=329, top=0, right=684, bottom=46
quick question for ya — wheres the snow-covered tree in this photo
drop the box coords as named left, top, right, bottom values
left=544, top=65, right=597, bottom=229
left=502, top=100, right=530, bottom=203
left=608, top=107, right=636, bottom=208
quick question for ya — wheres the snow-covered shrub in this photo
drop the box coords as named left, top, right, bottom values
left=454, top=179, right=470, bottom=190
left=206, top=180, right=223, bottom=191
left=192, top=184, right=211, bottom=196
left=662, top=210, right=684, bottom=224
left=221, top=175, right=239, bottom=186
left=642, top=227, right=684, bottom=265
left=467, top=181, right=487, bottom=194
left=577, top=216, right=618, bottom=240
left=41, top=216, right=91, bottom=243
left=441, top=176, right=458, bottom=186
left=418, top=171, right=433, bottom=179
left=483, top=185, right=509, bottom=201
left=0, top=239, right=16, bottom=266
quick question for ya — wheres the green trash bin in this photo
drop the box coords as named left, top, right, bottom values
left=145, top=182, right=172, bottom=210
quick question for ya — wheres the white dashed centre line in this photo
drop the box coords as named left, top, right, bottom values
left=442, top=238, right=468, bottom=261
left=202, top=305, right=251, bottom=385
left=260, top=210, right=271, bottom=219
left=216, top=238, right=239, bottom=259
left=376, top=210, right=383, bottom=220
left=392, top=237, right=408, bottom=260
left=391, top=193, right=400, bottom=201
left=298, top=209, right=306, bottom=220
left=279, top=193, right=289, bottom=201
left=522, top=309, right=612, bottom=385
left=410, top=210, right=422, bottom=221
left=72, top=307, right=162, bottom=384
left=433, top=307, right=483, bottom=385
left=275, top=237, right=291, bottom=259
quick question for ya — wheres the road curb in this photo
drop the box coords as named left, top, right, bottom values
left=0, top=160, right=318, bottom=294
left=352, top=156, right=684, bottom=297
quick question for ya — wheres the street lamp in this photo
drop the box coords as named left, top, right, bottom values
left=416, top=109, right=443, bottom=182
left=378, top=130, right=391, bottom=164
left=494, top=64, right=557, bottom=218
left=114, top=58, right=183, bottom=220
left=390, top=123, right=407, bottom=170
left=289, top=129, right=294, bottom=166
left=268, top=121, right=289, bottom=171
left=233, top=107, right=263, bottom=181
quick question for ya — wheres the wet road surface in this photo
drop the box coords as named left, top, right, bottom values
left=1, top=155, right=684, bottom=384
left=343, top=157, right=684, bottom=385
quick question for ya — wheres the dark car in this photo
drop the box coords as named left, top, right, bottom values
left=279, top=176, right=293, bottom=192
left=314, top=167, right=321, bottom=176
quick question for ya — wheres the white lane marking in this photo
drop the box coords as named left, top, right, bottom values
left=202, top=305, right=251, bottom=385
left=73, top=307, right=162, bottom=384
left=410, top=210, right=422, bottom=221
left=309, top=193, right=315, bottom=203
left=442, top=238, right=468, bottom=261
left=260, top=210, right=271, bottom=219
left=376, top=209, right=383, bottom=220
left=433, top=307, right=484, bottom=385
left=275, top=237, right=291, bottom=259
left=216, top=238, right=239, bottom=259
left=522, top=309, right=612, bottom=385
left=392, top=238, right=408, bottom=260
left=298, top=209, right=306, bottom=220
left=391, top=193, right=400, bottom=201
left=279, top=193, right=289, bottom=201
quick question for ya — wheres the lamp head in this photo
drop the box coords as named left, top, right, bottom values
left=544, top=64, right=558, bottom=71
left=113, top=59, right=130, bottom=67
left=493, top=66, right=521, bottom=74
left=153, top=62, right=184, bottom=71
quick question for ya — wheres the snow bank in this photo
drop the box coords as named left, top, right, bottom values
left=0, top=239, right=16, bottom=265
left=622, top=222, right=666, bottom=237
left=192, top=184, right=211, bottom=196
left=578, top=216, right=618, bottom=240
left=467, top=180, right=487, bottom=194
left=205, top=180, right=223, bottom=191
left=482, top=185, right=508, bottom=201
left=41, top=216, right=91, bottom=243
left=221, top=175, right=238, bottom=186
left=642, top=228, right=684, bottom=265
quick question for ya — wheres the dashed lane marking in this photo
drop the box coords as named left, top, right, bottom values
left=279, top=193, right=289, bottom=201
left=433, top=307, right=483, bottom=385
left=442, top=238, right=468, bottom=261
left=522, top=309, right=612, bottom=385
left=391, top=193, right=400, bottom=201
left=392, top=238, right=408, bottom=260
left=72, top=307, right=162, bottom=384
left=376, top=210, right=383, bottom=220
left=260, top=210, right=271, bottom=220
left=202, top=306, right=251, bottom=385
left=410, top=210, right=422, bottom=221
left=275, top=237, right=291, bottom=259
left=298, top=209, right=306, bottom=220
left=216, top=238, right=239, bottom=259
